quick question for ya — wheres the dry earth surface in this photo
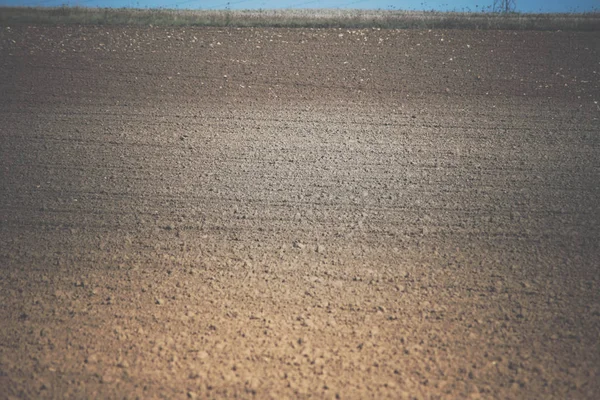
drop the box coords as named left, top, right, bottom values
left=1, top=24, right=599, bottom=399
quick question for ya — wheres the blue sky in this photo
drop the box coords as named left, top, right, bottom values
left=1, top=0, right=597, bottom=13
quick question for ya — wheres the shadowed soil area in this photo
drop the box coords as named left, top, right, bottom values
left=1, top=25, right=599, bottom=399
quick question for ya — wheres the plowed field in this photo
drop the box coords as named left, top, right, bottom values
left=1, top=25, right=599, bottom=399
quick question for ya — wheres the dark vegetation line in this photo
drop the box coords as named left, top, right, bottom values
left=0, top=6, right=599, bottom=30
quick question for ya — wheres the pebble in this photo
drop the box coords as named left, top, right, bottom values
left=86, top=354, right=98, bottom=364
left=304, top=318, right=316, bottom=328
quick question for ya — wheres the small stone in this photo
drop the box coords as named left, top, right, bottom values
left=86, top=354, right=98, bottom=364
left=187, top=391, right=198, bottom=399
left=303, top=318, right=315, bottom=328
left=155, top=298, right=164, bottom=305
left=189, top=371, right=201, bottom=379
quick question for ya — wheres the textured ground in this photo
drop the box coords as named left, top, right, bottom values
left=1, top=25, right=599, bottom=399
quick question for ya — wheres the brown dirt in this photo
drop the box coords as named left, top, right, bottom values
left=1, top=25, right=599, bottom=399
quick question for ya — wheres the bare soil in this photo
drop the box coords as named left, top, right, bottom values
left=1, top=25, right=599, bottom=399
